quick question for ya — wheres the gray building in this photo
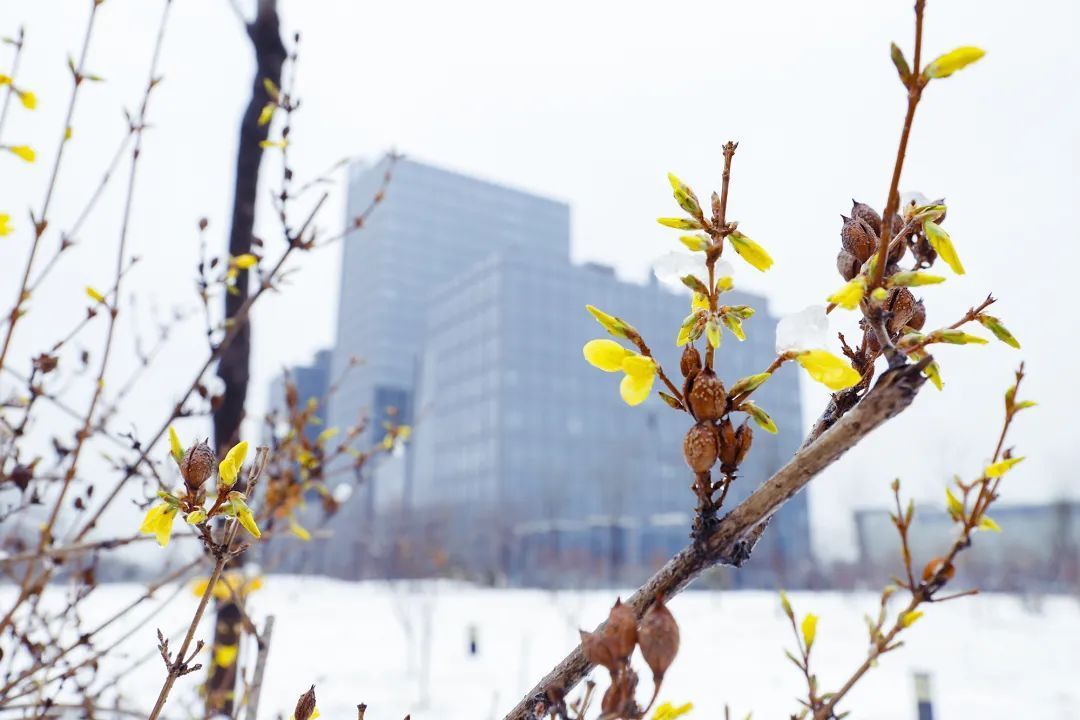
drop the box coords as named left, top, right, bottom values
left=300, top=154, right=810, bottom=587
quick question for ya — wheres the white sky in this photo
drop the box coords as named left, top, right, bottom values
left=0, top=0, right=1076, bottom=561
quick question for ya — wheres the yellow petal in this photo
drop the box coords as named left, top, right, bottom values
left=985, top=456, right=1024, bottom=478
left=619, top=369, right=655, bottom=406
left=214, top=644, right=239, bottom=668
left=257, top=101, right=275, bottom=126
left=232, top=253, right=258, bottom=269
left=827, top=276, right=866, bottom=310
left=742, top=401, right=778, bottom=434
left=237, top=504, right=261, bottom=539
left=652, top=702, right=694, bottom=720
left=17, top=90, right=35, bottom=110
left=0, top=213, right=12, bottom=236
left=923, top=221, right=964, bottom=275
left=219, top=440, right=249, bottom=486
left=795, top=350, right=861, bottom=391
left=679, top=234, right=709, bottom=252
left=585, top=304, right=633, bottom=338
left=657, top=217, right=702, bottom=231
left=583, top=339, right=632, bottom=372
left=801, top=613, right=818, bottom=649
left=706, top=316, right=721, bottom=349
left=259, top=139, right=287, bottom=149
left=86, top=286, right=105, bottom=303
left=289, top=517, right=312, bottom=541
left=900, top=610, right=923, bottom=628
left=728, top=231, right=773, bottom=272
left=924, top=46, right=985, bottom=79
left=620, top=353, right=656, bottom=380
left=978, top=516, right=1001, bottom=533
left=7, top=145, right=35, bottom=162
left=168, top=425, right=184, bottom=463
left=140, top=503, right=177, bottom=547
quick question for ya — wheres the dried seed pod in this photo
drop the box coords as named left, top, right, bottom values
left=637, top=597, right=679, bottom=683
left=687, top=369, right=726, bottom=421
left=603, top=599, right=638, bottom=660
left=851, top=200, right=882, bottom=235
left=716, top=418, right=738, bottom=467
left=180, top=440, right=215, bottom=492
left=922, top=556, right=955, bottom=583
left=734, top=421, right=753, bottom=466
left=885, top=288, right=917, bottom=334
left=680, top=344, right=702, bottom=378
left=683, top=422, right=718, bottom=473
left=836, top=249, right=860, bottom=281
left=908, top=299, right=927, bottom=331
left=293, top=685, right=318, bottom=720
left=579, top=629, right=617, bottom=671
left=840, top=215, right=877, bottom=262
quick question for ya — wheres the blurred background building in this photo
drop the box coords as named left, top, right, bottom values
left=269, top=154, right=811, bottom=587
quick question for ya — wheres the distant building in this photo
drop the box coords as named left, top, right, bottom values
left=290, top=154, right=810, bottom=587
left=854, top=500, right=1080, bottom=591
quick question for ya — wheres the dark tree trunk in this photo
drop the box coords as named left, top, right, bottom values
left=206, top=2, right=285, bottom=717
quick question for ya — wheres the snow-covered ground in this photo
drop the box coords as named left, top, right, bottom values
left=4, top=578, right=1079, bottom=719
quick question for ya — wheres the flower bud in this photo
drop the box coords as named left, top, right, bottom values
left=679, top=344, right=701, bottom=378
left=851, top=200, right=882, bottom=235
left=840, top=215, right=876, bottom=262
left=687, top=369, right=726, bottom=421
left=637, top=598, right=679, bottom=683
left=836, top=249, right=860, bottom=280
left=180, top=440, right=215, bottom=492
left=683, top=422, right=719, bottom=473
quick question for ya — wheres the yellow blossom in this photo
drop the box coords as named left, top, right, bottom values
left=185, top=509, right=207, bottom=524
left=582, top=339, right=656, bottom=406
left=827, top=276, right=866, bottom=310
left=801, top=613, right=818, bottom=649
left=219, top=440, right=249, bottom=487
left=86, top=286, right=106, bottom=303
left=657, top=217, right=702, bottom=231
left=259, top=139, right=287, bottom=149
left=257, top=101, right=275, bottom=126
left=924, top=46, right=985, bottom=79
left=728, top=231, right=773, bottom=272
left=900, top=610, right=924, bottom=628
left=289, top=516, right=312, bottom=541
left=691, top=293, right=709, bottom=313
left=679, top=234, right=709, bottom=252
left=653, top=702, right=694, bottom=720
left=168, top=425, right=184, bottom=463
left=6, top=145, right=35, bottom=162
left=214, top=644, right=239, bottom=668
left=923, top=221, right=964, bottom=275
left=17, top=89, right=35, bottom=110
left=232, top=253, right=258, bottom=269
left=139, top=502, right=178, bottom=547
left=978, top=516, right=1002, bottom=533
left=795, top=350, right=861, bottom=391
left=193, top=572, right=263, bottom=600
left=234, top=499, right=261, bottom=539
left=0, top=213, right=12, bottom=236
left=985, top=456, right=1024, bottom=478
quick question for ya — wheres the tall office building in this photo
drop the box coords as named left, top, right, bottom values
left=300, top=154, right=810, bottom=586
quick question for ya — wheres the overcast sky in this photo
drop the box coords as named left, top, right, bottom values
left=0, top=0, right=1076, bottom=560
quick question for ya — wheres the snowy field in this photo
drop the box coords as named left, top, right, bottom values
left=3, top=577, right=1079, bottom=719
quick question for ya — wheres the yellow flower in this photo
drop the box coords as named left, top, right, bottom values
left=978, top=516, right=1002, bottom=533
left=140, top=502, right=178, bottom=547
left=232, top=253, right=258, bottom=269
left=0, top=213, right=12, bottom=236
left=657, top=217, right=702, bottom=231
left=168, top=425, right=184, bottom=463
left=257, top=101, right=275, bottom=126
left=259, top=139, right=287, bottom=149
left=214, top=644, right=239, bottom=668
left=827, top=276, right=866, bottom=310
left=900, top=610, right=923, bottom=628
left=86, top=286, right=106, bottom=303
left=923, top=221, right=964, bottom=275
left=801, top=613, right=818, bottom=648
left=193, top=571, right=263, bottom=600
left=924, top=46, right=985, bottom=79
left=679, top=234, right=709, bottom=252
left=586, top=304, right=633, bottom=338
left=795, top=350, right=862, bottom=391
left=728, top=231, right=773, bottom=271
left=17, top=89, right=35, bottom=110
left=234, top=499, right=261, bottom=539
left=219, top=440, right=249, bottom=487
left=289, top=516, right=312, bottom=541
left=653, top=702, right=694, bottom=720
left=691, top=293, right=709, bottom=313
left=185, top=509, right=207, bottom=524
left=985, top=456, right=1024, bottom=478
left=0, top=74, right=10, bottom=85
left=6, top=145, right=35, bottom=162
left=582, top=339, right=656, bottom=406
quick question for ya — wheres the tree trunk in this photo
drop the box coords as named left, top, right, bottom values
left=205, top=2, right=285, bottom=717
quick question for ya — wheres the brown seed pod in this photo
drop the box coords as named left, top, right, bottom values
left=683, top=422, right=719, bottom=473
left=836, top=249, right=860, bottom=281
left=908, top=299, right=927, bottom=331
left=579, top=629, right=617, bottom=671
left=851, top=200, right=882, bottom=235
left=885, top=287, right=917, bottom=334
left=687, top=369, right=726, bottom=421
left=180, top=440, right=215, bottom=492
left=734, top=421, right=753, bottom=466
left=680, top=344, right=702, bottom=378
left=293, top=685, right=318, bottom=720
left=922, top=556, right=956, bottom=584
left=716, top=418, right=738, bottom=467
left=637, top=597, right=679, bottom=683
left=840, top=215, right=877, bottom=262
left=603, top=599, right=638, bottom=660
